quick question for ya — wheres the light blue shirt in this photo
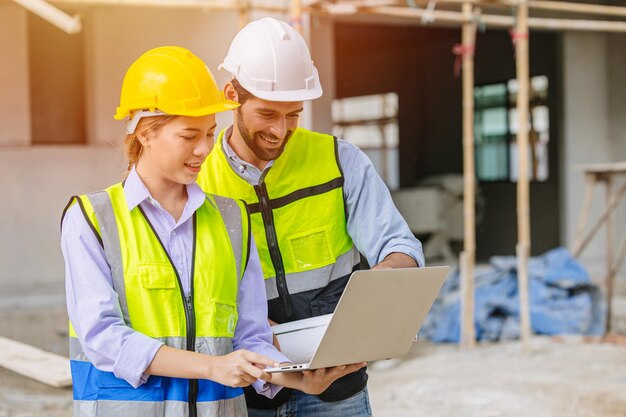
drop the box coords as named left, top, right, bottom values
left=221, top=128, right=425, bottom=267
left=61, top=166, right=288, bottom=395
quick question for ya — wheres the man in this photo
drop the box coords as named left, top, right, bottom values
left=198, top=17, right=424, bottom=417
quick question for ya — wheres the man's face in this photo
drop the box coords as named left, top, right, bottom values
left=234, top=97, right=304, bottom=163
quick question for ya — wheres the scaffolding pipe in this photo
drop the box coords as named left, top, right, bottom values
left=291, top=0, right=303, bottom=33
left=460, top=1, right=477, bottom=350
left=514, top=0, right=532, bottom=352
left=52, top=0, right=286, bottom=13
left=348, top=6, right=626, bottom=33
left=14, top=0, right=82, bottom=34
left=238, top=0, right=249, bottom=28
left=340, top=0, right=626, bottom=18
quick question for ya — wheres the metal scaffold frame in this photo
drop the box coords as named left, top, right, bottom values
left=300, top=0, right=626, bottom=351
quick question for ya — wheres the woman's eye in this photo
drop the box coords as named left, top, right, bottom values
left=181, top=135, right=194, bottom=140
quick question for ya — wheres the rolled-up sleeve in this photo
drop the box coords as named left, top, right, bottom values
left=233, top=237, right=290, bottom=398
left=339, top=140, right=425, bottom=268
left=62, top=203, right=163, bottom=388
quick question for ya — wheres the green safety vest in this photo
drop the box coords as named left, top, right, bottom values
left=64, top=183, right=250, bottom=417
left=198, top=127, right=360, bottom=321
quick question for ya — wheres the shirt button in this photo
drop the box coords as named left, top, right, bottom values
left=172, top=231, right=177, bottom=237
left=238, top=164, right=245, bottom=172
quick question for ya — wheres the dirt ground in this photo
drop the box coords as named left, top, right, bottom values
left=1, top=295, right=625, bottom=417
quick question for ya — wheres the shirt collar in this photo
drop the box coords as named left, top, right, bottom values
left=123, top=165, right=207, bottom=214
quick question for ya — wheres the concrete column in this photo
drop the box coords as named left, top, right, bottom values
left=0, top=3, right=31, bottom=145
left=608, top=34, right=626, bottom=290
left=608, top=34, right=626, bottom=160
left=310, top=15, right=336, bottom=135
left=562, top=32, right=611, bottom=277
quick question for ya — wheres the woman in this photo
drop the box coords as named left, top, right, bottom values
left=61, top=46, right=363, bottom=417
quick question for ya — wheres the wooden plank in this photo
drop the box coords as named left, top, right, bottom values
left=610, top=231, right=626, bottom=280
left=0, top=336, right=72, bottom=387
left=573, top=181, right=626, bottom=257
left=605, top=177, right=615, bottom=334
left=572, top=174, right=596, bottom=256
left=575, top=161, right=626, bottom=174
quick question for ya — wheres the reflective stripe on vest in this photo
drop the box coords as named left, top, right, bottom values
left=198, top=128, right=359, bottom=316
left=73, top=396, right=247, bottom=417
left=63, top=184, right=249, bottom=417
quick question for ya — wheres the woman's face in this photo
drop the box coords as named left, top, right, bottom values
left=138, top=114, right=216, bottom=185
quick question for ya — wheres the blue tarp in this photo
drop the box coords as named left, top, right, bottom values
left=420, top=247, right=606, bottom=343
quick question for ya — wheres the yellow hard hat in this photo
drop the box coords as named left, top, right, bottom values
left=114, top=46, right=239, bottom=123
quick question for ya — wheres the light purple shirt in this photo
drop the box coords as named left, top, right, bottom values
left=61, top=166, right=288, bottom=395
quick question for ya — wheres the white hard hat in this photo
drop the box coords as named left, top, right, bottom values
left=219, top=17, right=323, bottom=102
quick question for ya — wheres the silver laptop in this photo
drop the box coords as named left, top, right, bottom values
left=266, top=266, right=449, bottom=373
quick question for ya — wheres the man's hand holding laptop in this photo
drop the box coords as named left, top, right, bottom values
left=268, top=362, right=368, bottom=395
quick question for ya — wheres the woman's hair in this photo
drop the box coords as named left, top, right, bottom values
left=123, top=115, right=177, bottom=178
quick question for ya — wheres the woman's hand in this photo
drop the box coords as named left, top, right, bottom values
left=205, top=350, right=277, bottom=387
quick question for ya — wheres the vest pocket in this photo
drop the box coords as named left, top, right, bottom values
left=287, top=227, right=336, bottom=271
left=205, top=300, right=238, bottom=337
left=127, top=261, right=182, bottom=337
left=139, top=261, right=177, bottom=289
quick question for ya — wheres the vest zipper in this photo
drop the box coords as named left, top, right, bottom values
left=187, top=214, right=199, bottom=417
left=185, top=294, right=198, bottom=417
left=138, top=207, right=199, bottom=417
left=254, top=182, right=295, bottom=320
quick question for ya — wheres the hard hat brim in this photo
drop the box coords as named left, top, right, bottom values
left=245, top=84, right=323, bottom=102
left=114, top=99, right=240, bottom=121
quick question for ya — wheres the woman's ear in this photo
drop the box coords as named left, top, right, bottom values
left=224, top=82, right=238, bottom=102
left=136, top=130, right=150, bottom=148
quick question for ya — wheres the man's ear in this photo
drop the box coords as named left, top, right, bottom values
left=224, top=82, right=238, bottom=103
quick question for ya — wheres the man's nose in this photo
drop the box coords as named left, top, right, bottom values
left=269, top=117, right=287, bottom=140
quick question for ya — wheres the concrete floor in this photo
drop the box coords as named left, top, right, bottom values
left=0, top=289, right=625, bottom=417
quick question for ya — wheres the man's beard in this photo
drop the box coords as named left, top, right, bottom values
left=235, top=110, right=291, bottom=162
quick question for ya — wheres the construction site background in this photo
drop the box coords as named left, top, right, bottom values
left=0, top=1, right=625, bottom=416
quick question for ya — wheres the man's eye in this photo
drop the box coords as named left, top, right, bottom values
left=181, top=135, right=194, bottom=140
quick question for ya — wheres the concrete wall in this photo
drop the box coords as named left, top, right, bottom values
left=84, top=8, right=241, bottom=145
left=0, top=146, right=124, bottom=293
left=0, top=8, right=244, bottom=298
left=562, top=32, right=626, bottom=286
left=0, top=3, right=30, bottom=145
